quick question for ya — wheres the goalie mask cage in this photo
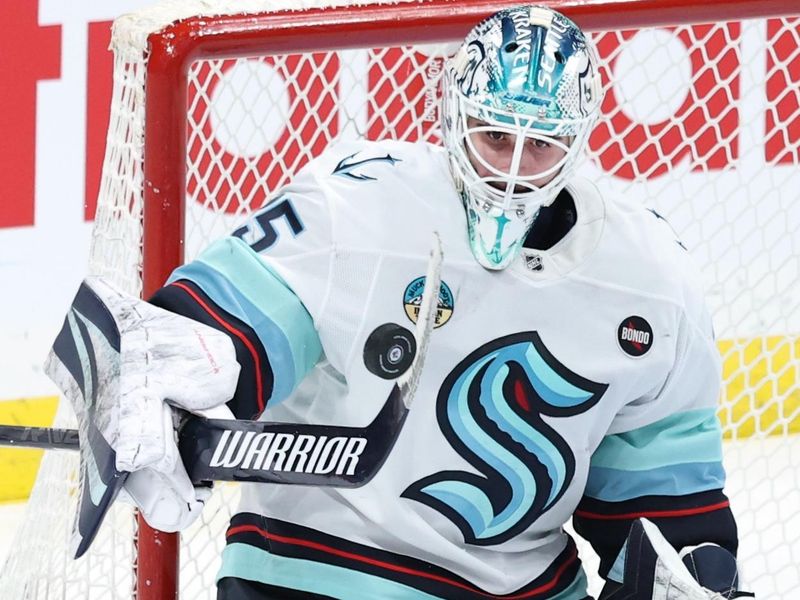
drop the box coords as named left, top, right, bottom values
left=2, top=0, right=798, bottom=597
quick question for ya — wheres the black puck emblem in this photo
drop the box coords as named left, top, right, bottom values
left=363, top=323, right=417, bottom=379
left=617, top=316, right=653, bottom=357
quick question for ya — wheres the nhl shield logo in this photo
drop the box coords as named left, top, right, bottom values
left=524, top=253, right=544, bottom=272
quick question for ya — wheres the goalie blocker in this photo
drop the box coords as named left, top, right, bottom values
left=34, top=234, right=442, bottom=558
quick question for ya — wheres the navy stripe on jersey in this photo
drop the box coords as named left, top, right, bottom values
left=149, top=280, right=274, bottom=420
left=573, top=489, right=738, bottom=577
left=217, top=577, right=336, bottom=600
left=224, top=513, right=583, bottom=599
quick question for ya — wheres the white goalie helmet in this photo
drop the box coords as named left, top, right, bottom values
left=442, top=5, right=603, bottom=270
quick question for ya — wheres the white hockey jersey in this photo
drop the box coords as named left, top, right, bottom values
left=169, top=139, right=727, bottom=599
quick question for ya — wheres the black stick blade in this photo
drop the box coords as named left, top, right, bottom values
left=178, top=384, right=405, bottom=487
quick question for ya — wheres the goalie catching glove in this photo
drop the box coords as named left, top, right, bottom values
left=601, top=518, right=755, bottom=599
left=45, top=277, right=240, bottom=536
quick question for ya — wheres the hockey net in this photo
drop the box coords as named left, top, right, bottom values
left=1, top=0, right=799, bottom=598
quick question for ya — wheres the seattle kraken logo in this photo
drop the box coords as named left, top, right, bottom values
left=332, top=152, right=401, bottom=181
left=403, top=332, right=607, bottom=545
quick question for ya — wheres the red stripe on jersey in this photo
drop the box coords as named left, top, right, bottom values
left=172, top=281, right=265, bottom=413
left=574, top=499, right=730, bottom=521
left=226, top=524, right=578, bottom=599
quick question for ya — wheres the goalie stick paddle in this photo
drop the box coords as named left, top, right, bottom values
left=0, top=232, right=443, bottom=556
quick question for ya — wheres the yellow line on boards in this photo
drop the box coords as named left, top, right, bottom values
left=718, top=335, right=800, bottom=438
left=0, top=396, right=60, bottom=502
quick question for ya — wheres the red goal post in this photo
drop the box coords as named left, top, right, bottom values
left=2, top=0, right=798, bottom=599
left=138, top=0, right=794, bottom=295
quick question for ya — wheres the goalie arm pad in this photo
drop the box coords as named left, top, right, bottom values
left=149, top=236, right=323, bottom=420
left=575, top=489, right=738, bottom=582
left=573, top=409, right=738, bottom=580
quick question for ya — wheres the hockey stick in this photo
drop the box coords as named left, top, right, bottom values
left=0, top=233, right=442, bottom=556
left=0, top=425, right=80, bottom=450
left=0, top=378, right=419, bottom=486
left=0, top=385, right=405, bottom=487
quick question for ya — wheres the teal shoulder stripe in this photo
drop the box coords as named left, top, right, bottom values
left=168, top=237, right=321, bottom=404
left=585, top=460, right=726, bottom=502
left=592, top=408, right=722, bottom=471
left=218, top=543, right=589, bottom=600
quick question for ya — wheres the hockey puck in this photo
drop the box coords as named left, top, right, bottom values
left=363, top=323, right=417, bottom=380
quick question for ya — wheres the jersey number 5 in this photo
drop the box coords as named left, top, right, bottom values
left=232, top=197, right=305, bottom=253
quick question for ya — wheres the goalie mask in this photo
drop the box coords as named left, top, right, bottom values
left=442, top=5, right=603, bottom=270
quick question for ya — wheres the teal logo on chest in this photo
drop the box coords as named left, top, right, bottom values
left=403, top=332, right=607, bottom=545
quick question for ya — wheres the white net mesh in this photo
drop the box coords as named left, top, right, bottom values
left=1, top=2, right=798, bottom=598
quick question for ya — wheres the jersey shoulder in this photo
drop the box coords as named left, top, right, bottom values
left=296, top=139, right=464, bottom=255
left=586, top=185, right=710, bottom=321
left=235, top=140, right=454, bottom=256
left=300, top=138, right=449, bottom=192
